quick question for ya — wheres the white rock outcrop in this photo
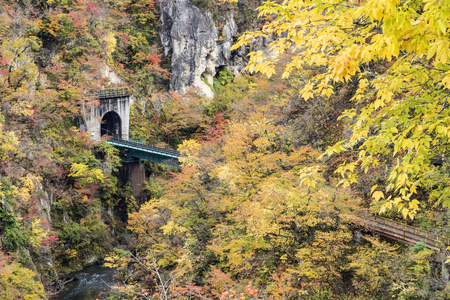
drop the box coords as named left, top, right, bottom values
left=160, top=0, right=246, bottom=98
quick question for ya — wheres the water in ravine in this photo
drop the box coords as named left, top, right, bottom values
left=52, top=264, right=117, bottom=300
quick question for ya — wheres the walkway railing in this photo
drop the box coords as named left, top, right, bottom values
left=355, top=212, right=450, bottom=251
left=96, top=88, right=129, bottom=99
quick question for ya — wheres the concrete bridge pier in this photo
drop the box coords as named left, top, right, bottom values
left=120, top=161, right=147, bottom=204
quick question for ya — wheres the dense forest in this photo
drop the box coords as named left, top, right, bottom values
left=1, top=0, right=450, bottom=299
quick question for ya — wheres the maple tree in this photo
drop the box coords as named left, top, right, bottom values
left=231, top=0, right=450, bottom=218
left=0, top=251, right=46, bottom=299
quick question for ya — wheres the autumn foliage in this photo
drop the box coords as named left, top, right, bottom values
left=1, top=0, right=450, bottom=299
left=107, top=72, right=449, bottom=299
left=232, top=0, right=450, bottom=219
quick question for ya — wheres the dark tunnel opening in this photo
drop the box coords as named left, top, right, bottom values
left=101, top=111, right=121, bottom=138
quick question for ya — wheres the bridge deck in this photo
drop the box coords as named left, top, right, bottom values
left=107, top=136, right=180, bottom=166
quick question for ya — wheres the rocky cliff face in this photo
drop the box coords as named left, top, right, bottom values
left=160, top=0, right=247, bottom=98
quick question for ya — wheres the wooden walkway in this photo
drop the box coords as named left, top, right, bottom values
left=355, top=212, right=450, bottom=251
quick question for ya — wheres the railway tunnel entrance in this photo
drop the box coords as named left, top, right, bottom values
left=101, top=111, right=122, bottom=138
left=84, top=88, right=130, bottom=141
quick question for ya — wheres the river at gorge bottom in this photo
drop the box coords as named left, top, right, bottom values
left=52, top=264, right=117, bottom=300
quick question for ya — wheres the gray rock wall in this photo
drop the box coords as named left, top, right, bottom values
left=160, top=0, right=246, bottom=98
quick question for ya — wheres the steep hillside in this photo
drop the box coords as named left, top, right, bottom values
left=0, top=0, right=168, bottom=296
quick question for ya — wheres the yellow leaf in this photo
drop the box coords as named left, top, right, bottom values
left=409, top=199, right=420, bottom=210
left=402, top=208, right=409, bottom=219
left=359, top=79, right=369, bottom=89
left=397, top=173, right=408, bottom=187
left=372, top=190, right=384, bottom=202
left=442, top=74, right=450, bottom=89
left=370, top=184, right=379, bottom=193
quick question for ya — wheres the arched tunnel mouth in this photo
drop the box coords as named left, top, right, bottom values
left=101, top=111, right=122, bottom=138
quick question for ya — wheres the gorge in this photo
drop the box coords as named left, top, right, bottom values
left=1, top=0, right=450, bottom=299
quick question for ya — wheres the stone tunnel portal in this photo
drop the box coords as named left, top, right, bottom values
left=83, top=88, right=130, bottom=141
left=101, top=111, right=122, bottom=138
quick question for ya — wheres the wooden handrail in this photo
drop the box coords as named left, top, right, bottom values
left=355, top=212, right=450, bottom=251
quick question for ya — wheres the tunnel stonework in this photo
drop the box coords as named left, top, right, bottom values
left=84, top=94, right=131, bottom=141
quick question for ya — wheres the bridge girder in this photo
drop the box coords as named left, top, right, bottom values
left=127, top=149, right=180, bottom=166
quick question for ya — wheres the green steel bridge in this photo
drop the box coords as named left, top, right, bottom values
left=106, top=135, right=180, bottom=166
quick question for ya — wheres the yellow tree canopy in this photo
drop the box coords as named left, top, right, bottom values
left=231, top=0, right=450, bottom=218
